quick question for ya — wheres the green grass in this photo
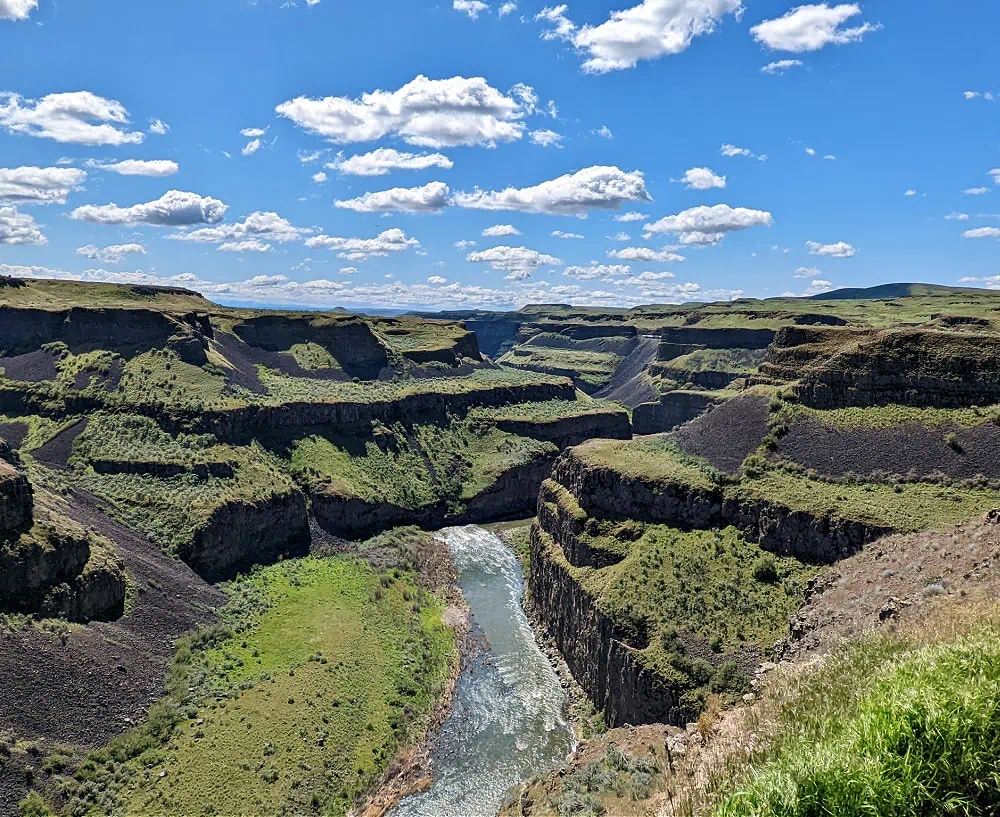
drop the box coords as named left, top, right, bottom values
left=659, top=349, right=767, bottom=374
left=571, top=437, right=722, bottom=492
left=288, top=418, right=555, bottom=510
left=71, top=413, right=226, bottom=468
left=469, top=397, right=622, bottom=425
left=713, top=624, right=1000, bottom=817
left=57, top=552, right=455, bottom=817
left=789, top=402, right=1000, bottom=430
left=500, top=346, right=621, bottom=390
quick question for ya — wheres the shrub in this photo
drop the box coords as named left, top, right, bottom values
left=18, top=793, right=53, bottom=817
left=752, top=554, right=780, bottom=584
left=945, top=432, right=964, bottom=453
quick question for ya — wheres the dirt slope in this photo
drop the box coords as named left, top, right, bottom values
left=593, top=336, right=659, bottom=407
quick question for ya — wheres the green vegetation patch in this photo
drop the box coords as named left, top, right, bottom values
left=500, top=347, right=621, bottom=391
left=59, top=553, right=454, bottom=817
left=469, top=397, right=620, bottom=425
left=659, top=348, right=767, bottom=374
left=71, top=413, right=228, bottom=469
left=789, top=402, right=1000, bottom=430
left=714, top=625, right=1000, bottom=817
left=572, top=437, right=722, bottom=492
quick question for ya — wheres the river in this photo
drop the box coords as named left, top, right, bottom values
left=391, top=525, right=574, bottom=817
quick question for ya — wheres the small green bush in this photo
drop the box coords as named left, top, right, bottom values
left=752, top=554, right=780, bottom=584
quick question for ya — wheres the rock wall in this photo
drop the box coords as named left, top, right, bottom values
left=0, top=461, right=32, bottom=534
left=655, top=368, right=741, bottom=390
left=494, top=410, right=632, bottom=449
left=632, top=393, right=724, bottom=435
left=180, top=489, right=310, bottom=580
left=464, top=319, right=525, bottom=358
left=654, top=327, right=776, bottom=350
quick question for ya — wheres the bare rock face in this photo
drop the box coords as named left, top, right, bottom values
left=0, top=460, right=32, bottom=535
left=632, top=393, right=724, bottom=435
left=656, top=327, right=776, bottom=350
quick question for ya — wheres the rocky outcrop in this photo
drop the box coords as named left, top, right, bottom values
left=632, top=393, right=724, bottom=435
left=231, top=314, right=390, bottom=380
left=656, top=343, right=706, bottom=362
left=493, top=409, right=632, bottom=449
left=38, top=548, right=127, bottom=622
left=464, top=319, right=525, bottom=358
left=90, top=458, right=235, bottom=480
left=654, top=368, right=742, bottom=390
left=655, top=327, right=775, bottom=350
left=0, top=461, right=32, bottom=534
left=180, top=488, right=310, bottom=581
left=311, top=452, right=556, bottom=540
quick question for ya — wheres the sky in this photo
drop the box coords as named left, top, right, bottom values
left=0, top=0, right=998, bottom=311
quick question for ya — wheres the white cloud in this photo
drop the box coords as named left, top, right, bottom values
left=454, top=165, right=650, bottom=215
left=594, top=125, right=614, bottom=139
left=552, top=230, right=584, bottom=239
left=340, top=266, right=358, bottom=275
left=312, top=171, right=328, bottom=184
left=335, top=181, right=450, bottom=214
left=823, top=154, right=836, bottom=161
left=0, top=206, right=45, bottom=245
left=71, top=190, right=227, bottom=226
left=536, top=0, right=744, bottom=73
left=84, top=158, right=179, bottom=177
left=751, top=3, right=881, bottom=53
left=330, top=148, right=454, bottom=177
left=170, top=211, right=306, bottom=244
left=644, top=204, right=773, bottom=245
left=0, top=166, right=87, bottom=204
left=720, top=143, right=767, bottom=161
left=903, top=189, right=917, bottom=197
left=963, top=227, right=1000, bottom=239
left=483, top=224, right=521, bottom=237
left=794, top=265, right=822, bottom=278
left=945, top=212, right=970, bottom=221
left=428, top=275, right=449, bottom=285
left=610, top=231, right=630, bottom=241
left=218, top=240, right=273, bottom=253
left=454, top=239, right=478, bottom=249
left=305, top=227, right=420, bottom=261
left=801, top=278, right=834, bottom=296
left=467, top=245, right=563, bottom=279
left=0, top=0, right=37, bottom=21
left=964, top=92, right=981, bottom=101
left=806, top=239, right=856, bottom=257
left=615, top=211, right=646, bottom=222
left=805, top=147, right=817, bottom=156
left=680, top=167, right=726, bottom=190
left=761, top=59, right=804, bottom=75
left=959, top=275, right=1000, bottom=289
left=76, top=243, right=146, bottom=264
left=297, top=149, right=325, bottom=164
left=241, top=127, right=268, bottom=138
left=530, top=129, right=564, bottom=148
left=0, top=91, right=145, bottom=146
left=499, top=1, right=517, bottom=16
left=454, top=0, right=488, bottom=19
left=964, top=187, right=990, bottom=195
left=563, top=263, right=632, bottom=280
left=607, top=246, right=685, bottom=263
left=242, top=139, right=262, bottom=156
left=148, top=119, right=170, bottom=136
left=990, top=169, right=1000, bottom=185
left=276, top=75, right=529, bottom=149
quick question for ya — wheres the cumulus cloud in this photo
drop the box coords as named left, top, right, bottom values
left=720, top=143, right=767, bottom=161
left=762, top=59, right=804, bottom=74
left=0, top=206, right=45, bottom=245
left=806, top=239, right=856, bottom=257
left=276, top=75, right=530, bottom=149
left=964, top=187, right=990, bottom=196
left=312, top=171, right=328, bottom=184
left=330, top=148, right=454, bottom=176
left=483, top=224, right=521, bottom=237
left=76, top=243, right=146, bottom=264
left=552, top=230, right=584, bottom=239
left=499, top=1, right=517, bottom=16
left=563, top=263, right=632, bottom=280
left=454, top=0, right=488, bottom=19
left=615, top=211, right=646, bottom=222
left=242, top=139, right=262, bottom=156
left=148, top=119, right=170, bottom=135
left=335, top=181, right=450, bottom=214
left=455, top=165, right=650, bottom=215
left=990, top=169, right=1000, bottom=185
left=530, top=129, right=564, bottom=148
left=71, top=190, right=228, bottom=227
left=298, top=149, right=325, bottom=164
left=340, top=266, right=358, bottom=275
left=963, top=227, right=1000, bottom=239
left=467, top=245, right=563, bottom=279
left=241, top=127, right=268, bottom=138
left=644, top=204, right=773, bottom=245
left=680, top=167, right=726, bottom=190
left=454, top=239, right=478, bottom=250
left=218, top=240, right=272, bottom=253
left=959, top=275, right=1000, bottom=289
left=609, top=231, right=630, bottom=241
left=794, top=266, right=822, bottom=278
left=0, top=0, right=38, bottom=21
left=607, top=246, right=685, bottom=263
left=170, top=211, right=306, bottom=244
left=0, top=166, right=87, bottom=205
left=84, top=158, right=179, bottom=177
left=945, top=212, right=970, bottom=221
left=751, top=3, right=881, bottom=53
left=594, top=125, right=614, bottom=139
left=800, top=279, right=835, bottom=296
left=0, top=91, right=145, bottom=145
left=305, top=227, right=420, bottom=261
left=904, top=189, right=917, bottom=197
left=427, top=275, right=448, bottom=285
left=536, top=0, right=744, bottom=73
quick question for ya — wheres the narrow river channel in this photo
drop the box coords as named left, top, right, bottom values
left=392, top=525, right=574, bottom=817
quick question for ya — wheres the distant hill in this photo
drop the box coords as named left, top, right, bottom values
left=810, top=283, right=992, bottom=300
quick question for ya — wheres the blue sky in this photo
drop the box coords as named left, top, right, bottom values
left=1, top=0, right=998, bottom=310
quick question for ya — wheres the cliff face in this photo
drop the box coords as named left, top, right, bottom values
left=632, top=393, right=724, bottom=435
left=180, top=488, right=310, bottom=581
left=655, top=327, right=776, bottom=350
left=0, top=461, right=32, bottom=534
left=494, top=410, right=632, bottom=449
left=463, top=319, right=525, bottom=358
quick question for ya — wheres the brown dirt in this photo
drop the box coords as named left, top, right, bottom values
left=777, top=417, right=1000, bottom=481
left=781, top=510, right=1000, bottom=660
left=668, top=395, right=770, bottom=474
left=0, top=489, right=223, bottom=814
left=0, top=421, right=28, bottom=451
left=32, top=419, right=88, bottom=468
left=0, top=350, right=59, bottom=383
